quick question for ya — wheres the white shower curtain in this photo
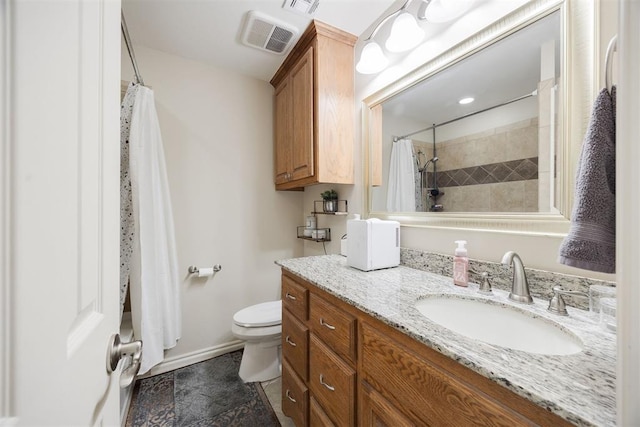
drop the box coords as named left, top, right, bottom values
left=128, top=84, right=181, bottom=374
left=386, top=139, right=417, bottom=212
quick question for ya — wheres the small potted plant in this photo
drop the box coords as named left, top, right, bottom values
left=321, top=189, right=339, bottom=213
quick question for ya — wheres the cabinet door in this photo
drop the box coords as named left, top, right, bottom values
left=360, top=323, right=534, bottom=426
left=310, top=396, right=336, bottom=427
left=274, top=78, right=292, bottom=185
left=290, top=47, right=314, bottom=181
left=309, top=334, right=356, bottom=426
left=283, top=360, right=309, bottom=427
left=283, top=309, right=309, bottom=381
left=360, top=381, right=414, bottom=427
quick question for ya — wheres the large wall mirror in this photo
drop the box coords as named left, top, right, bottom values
left=363, top=0, right=595, bottom=234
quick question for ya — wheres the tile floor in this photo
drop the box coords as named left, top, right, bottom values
left=261, top=377, right=296, bottom=427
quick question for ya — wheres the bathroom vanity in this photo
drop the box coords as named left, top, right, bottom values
left=277, top=255, right=615, bottom=426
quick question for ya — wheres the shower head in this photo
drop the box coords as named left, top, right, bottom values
left=421, top=156, right=438, bottom=169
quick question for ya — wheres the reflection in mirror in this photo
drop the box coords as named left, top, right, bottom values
left=372, top=10, right=561, bottom=214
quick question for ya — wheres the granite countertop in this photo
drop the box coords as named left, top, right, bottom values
left=276, top=255, right=616, bottom=427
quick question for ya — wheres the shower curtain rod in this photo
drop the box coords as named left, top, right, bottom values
left=121, top=10, right=145, bottom=86
left=394, top=90, right=537, bottom=141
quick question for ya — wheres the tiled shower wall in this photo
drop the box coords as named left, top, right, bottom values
left=414, top=118, right=539, bottom=212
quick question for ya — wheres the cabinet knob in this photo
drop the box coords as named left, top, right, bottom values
left=285, top=389, right=297, bottom=402
left=285, top=293, right=297, bottom=300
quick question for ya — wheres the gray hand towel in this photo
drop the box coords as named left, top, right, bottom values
left=558, top=86, right=616, bottom=273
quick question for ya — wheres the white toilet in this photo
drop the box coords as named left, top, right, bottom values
left=231, top=300, right=282, bottom=382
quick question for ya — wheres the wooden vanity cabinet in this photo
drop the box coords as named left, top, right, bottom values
left=270, top=21, right=356, bottom=190
left=282, top=273, right=309, bottom=425
left=282, top=271, right=357, bottom=426
left=281, top=269, right=572, bottom=427
left=358, top=320, right=574, bottom=427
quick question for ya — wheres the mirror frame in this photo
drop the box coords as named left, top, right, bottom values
left=362, top=0, right=596, bottom=235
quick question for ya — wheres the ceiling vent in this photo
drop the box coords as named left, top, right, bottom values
left=241, top=11, right=298, bottom=55
left=282, top=0, right=320, bottom=16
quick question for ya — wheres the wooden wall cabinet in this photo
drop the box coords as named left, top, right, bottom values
left=270, top=21, right=356, bottom=190
left=280, top=270, right=572, bottom=426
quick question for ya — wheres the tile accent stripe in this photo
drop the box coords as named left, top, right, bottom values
left=430, top=157, right=538, bottom=188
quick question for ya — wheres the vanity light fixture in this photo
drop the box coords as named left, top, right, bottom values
left=418, top=0, right=475, bottom=23
left=356, top=41, right=389, bottom=74
left=356, top=0, right=421, bottom=74
left=385, top=11, right=425, bottom=52
left=356, top=0, right=475, bottom=75
left=458, top=97, right=475, bottom=105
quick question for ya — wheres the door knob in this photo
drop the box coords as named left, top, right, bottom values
left=107, top=333, right=143, bottom=388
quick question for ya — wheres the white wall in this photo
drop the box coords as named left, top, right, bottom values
left=122, top=45, right=303, bottom=367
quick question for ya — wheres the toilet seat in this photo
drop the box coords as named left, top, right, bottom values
left=233, top=300, right=282, bottom=328
left=231, top=323, right=281, bottom=341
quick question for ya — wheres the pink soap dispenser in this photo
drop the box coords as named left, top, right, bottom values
left=453, top=240, right=469, bottom=287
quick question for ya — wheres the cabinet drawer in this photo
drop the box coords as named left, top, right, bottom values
left=310, top=396, right=336, bottom=427
left=282, top=359, right=309, bottom=427
left=360, top=323, right=536, bottom=426
left=283, top=309, right=309, bottom=381
left=309, top=334, right=356, bottom=426
left=283, top=274, right=308, bottom=321
left=309, top=293, right=356, bottom=362
left=360, top=381, right=413, bottom=427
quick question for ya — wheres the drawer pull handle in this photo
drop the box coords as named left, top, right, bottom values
left=319, top=374, right=335, bottom=391
left=320, top=318, right=336, bottom=330
left=285, top=389, right=297, bottom=403
left=285, top=293, right=297, bottom=300
left=285, top=336, right=297, bottom=347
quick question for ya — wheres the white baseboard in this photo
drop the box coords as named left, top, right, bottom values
left=136, top=340, right=245, bottom=379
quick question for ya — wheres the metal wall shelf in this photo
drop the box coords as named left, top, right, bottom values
left=297, top=226, right=331, bottom=242
left=312, top=199, right=348, bottom=215
left=297, top=200, right=348, bottom=243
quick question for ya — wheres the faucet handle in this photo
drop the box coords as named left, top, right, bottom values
left=547, top=286, right=589, bottom=316
left=547, top=286, right=569, bottom=316
left=469, top=270, right=493, bottom=294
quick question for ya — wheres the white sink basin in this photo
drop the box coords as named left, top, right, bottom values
left=415, top=296, right=584, bottom=356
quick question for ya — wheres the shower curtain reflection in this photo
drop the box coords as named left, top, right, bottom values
left=386, top=139, right=416, bottom=212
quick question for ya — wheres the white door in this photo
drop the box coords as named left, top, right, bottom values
left=1, top=0, right=123, bottom=425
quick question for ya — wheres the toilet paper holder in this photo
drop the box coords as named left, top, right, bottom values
left=188, top=265, right=222, bottom=275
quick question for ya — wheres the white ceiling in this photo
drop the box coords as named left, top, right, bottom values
left=121, top=0, right=397, bottom=82
left=121, top=0, right=560, bottom=131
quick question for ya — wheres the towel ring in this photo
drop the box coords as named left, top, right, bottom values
left=605, top=35, right=617, bottom=94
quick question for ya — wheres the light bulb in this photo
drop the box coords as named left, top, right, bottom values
left=356, top=41, right=389, bottom=74
left=385, top=12, right=425, bottom=53
left=422, top=0, right=475, bottom=23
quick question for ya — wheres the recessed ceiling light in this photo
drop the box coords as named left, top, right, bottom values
left=459, top=97, right=474, bottom=105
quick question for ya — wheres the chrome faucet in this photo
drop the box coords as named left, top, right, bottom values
left=501, top=251, right=533, bottom=304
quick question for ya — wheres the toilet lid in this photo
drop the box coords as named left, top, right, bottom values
left=233, top=300, right=282, bottom=328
